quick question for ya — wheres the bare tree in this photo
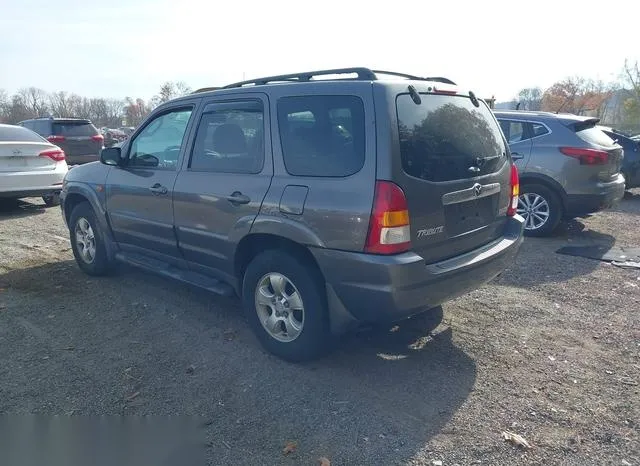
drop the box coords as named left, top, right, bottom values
left=517, top=87, right=543, bottom=111
left=18, top=87, right=49, bottom=117
left=124, top=97, right=150, bottom=126
left=150, top=81, right=192, bottom=108
left=49, top=91, right=74, bottom=117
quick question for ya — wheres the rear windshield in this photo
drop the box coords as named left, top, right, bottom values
left=576, top=125, right=617, bottom=148
left=52, top=121, right=98, bottom=137
left=0, top=125, right=47, bottom=143
left=396, top=94, right=507, bottom=182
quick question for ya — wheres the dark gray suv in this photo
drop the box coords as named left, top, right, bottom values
left=495, top=111, right=625, bottom=236
left=60, top=68, right=524, bottom=361
left=19, top=117, right=104, bottom=165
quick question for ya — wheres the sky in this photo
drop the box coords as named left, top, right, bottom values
left=1, top=0, right=639, bottom=102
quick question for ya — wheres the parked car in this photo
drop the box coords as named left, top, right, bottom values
left=60, top=67, right=524, bottom=361
left=494, top=111, right=625, bottom=236
left=0, top=124, right=68, bottom=206
left=598, top=126, right=640, bottom=189
left=19, top=117, right=104, bottom=166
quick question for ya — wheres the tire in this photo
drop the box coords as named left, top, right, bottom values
left=69, top=202, right=113, bottom=276
left=242, top=250, right=331, bottom=362
left=517, top=183, right=562, bottom=237
left=42, top=193, right=60, bottom=207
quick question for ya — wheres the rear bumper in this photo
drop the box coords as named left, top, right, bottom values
left=312, top=215, right=524, bottom=326
left=0, top=186, right=62, bottom=198
left=565, top=175, right=625, bottom=216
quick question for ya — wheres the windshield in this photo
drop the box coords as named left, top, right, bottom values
left=396, top=94, right=507, bottom=182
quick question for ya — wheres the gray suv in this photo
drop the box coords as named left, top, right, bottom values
left=494, top=111, right=625, bottom=236
left=19, top=117, right=104, bottom=165
left=60, top=68, right=524, bottom=361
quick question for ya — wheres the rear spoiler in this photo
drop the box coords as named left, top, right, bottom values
left=563, top=117, right=600, bottom=132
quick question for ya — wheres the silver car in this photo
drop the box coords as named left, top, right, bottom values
left=495, top=111, right=625, bottom=236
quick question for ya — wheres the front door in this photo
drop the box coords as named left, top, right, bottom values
left=106, top=105, right=196, bottom=261
left=173, top=96, right=272, bottom=284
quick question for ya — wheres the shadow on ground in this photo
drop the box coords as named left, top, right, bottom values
left=0, top=198, right=48, bottom=220
left=0, top=261, right=476, bottom=465
left=495, top=218, right=615, bottom=288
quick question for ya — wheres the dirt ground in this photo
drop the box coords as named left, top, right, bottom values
left=0, top=192, right=639, bottom=465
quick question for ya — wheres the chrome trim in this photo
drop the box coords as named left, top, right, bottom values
left=442, top=182, right=501, bottom=205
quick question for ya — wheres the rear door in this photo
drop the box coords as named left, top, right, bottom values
left=394, top=91, right=511, bottom=263
left=497, top=118, right=533, bottom=169
left=50, top=120, right=103, bottom=162
left=173, top=95, right=272, bottom=283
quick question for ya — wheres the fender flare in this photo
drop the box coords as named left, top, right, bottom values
left=63, top=182, right=118, bottom=260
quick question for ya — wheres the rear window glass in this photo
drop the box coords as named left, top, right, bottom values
left=397, top=94, right=507, bottom=182
left=52, top=122, right=98, bottom=137
left=277, top=95, right=365, bottom=177
left=0, top=125, right=47, bottom=143
left=576, top=126, right=616, bottom=147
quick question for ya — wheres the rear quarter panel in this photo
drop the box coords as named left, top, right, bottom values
left=256, top=82, right=376, bottom=251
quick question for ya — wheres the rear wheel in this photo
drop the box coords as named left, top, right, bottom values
left=42, top=193, right=60, bottom=207
left=69, top=202, right=113, bottom=276
left=517, top=183, right=562, bottom=237
left=242, top=250, right=331, bottom=362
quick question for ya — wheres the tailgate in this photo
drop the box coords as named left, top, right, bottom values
left=394, top=92, right=511, bottom=264
left=572, top=120, right=623, bottom=181
left=52, top=121, right=102, bottom=156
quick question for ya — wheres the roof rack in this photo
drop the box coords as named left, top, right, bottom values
left=193, top=86, right=222, bottom=93
left=222, top=67, right=456, bottom=89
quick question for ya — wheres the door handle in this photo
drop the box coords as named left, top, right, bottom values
left=511, top=152, right=524, bottom=161
left=149, top=183, right=168, bottom=195
left=225, top=191, right=251, bottom=205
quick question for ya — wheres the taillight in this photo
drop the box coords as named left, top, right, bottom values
left=47, top=135, right=65, bottom=143
left=91, top=134, right=104, bottom=142
left=39, top=148, right=65, bottom=162
left=507, top=164, right=519, bottom=217
left=560, top=147, right=608, bottom=165
left=365, top=181, right=411, bottom=254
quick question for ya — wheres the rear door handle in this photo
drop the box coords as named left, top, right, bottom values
left=149, top=183, right=168, bottom=195
left=511, top=152, right=524, bottom=160
left=225, top=191, right=250, bottom=205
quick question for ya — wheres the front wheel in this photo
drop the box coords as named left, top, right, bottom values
left=69, top=202, right=113, bottom=276
left=517, top=183, right=562, bottom=237
left=242, top=250, right=331, bottom=362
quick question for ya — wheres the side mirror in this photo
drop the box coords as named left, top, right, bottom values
left=100, top=147, right=122, bottom=166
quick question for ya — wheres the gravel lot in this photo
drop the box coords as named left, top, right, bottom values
left=1, top=192, right=639, bottom=465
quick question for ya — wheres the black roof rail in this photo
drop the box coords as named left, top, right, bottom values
left=193, top=86, right=222, bottom=93
left=219, top=67, right=456, bottom=89
left=223, top=67, right=378, bottom=88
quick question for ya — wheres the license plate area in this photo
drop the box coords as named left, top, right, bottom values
left=444, top=195, right=498, bottom=236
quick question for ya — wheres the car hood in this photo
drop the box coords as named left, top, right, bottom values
left=64, top=160, right=111, bottom=185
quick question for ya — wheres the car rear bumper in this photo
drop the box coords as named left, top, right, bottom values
left=0, top=167, right=66, bottom=199
left=0, top=186, right=63, bottom=198
left=565, top=175, right=625, bottom=216
left=66, top=154, right=100, bottom=165
left=312, top=215, right=524, bottom=326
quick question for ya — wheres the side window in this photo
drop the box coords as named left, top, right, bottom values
left=499, top=120, right=527, bottom=144
left=129, top=108, right=193, bottom=170
left=531, top=123, right=549, bottom=137
left=277, top=95, right=365, bottom=177
left=35, top=121, right=49, bottom=135
left=189, top=101, right=264, bottom=174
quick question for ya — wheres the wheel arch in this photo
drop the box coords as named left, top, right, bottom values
left=519, top=173, right=567, bottom=214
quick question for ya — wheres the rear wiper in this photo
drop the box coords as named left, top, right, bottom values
left=408, top=85, right=421, bottom=105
